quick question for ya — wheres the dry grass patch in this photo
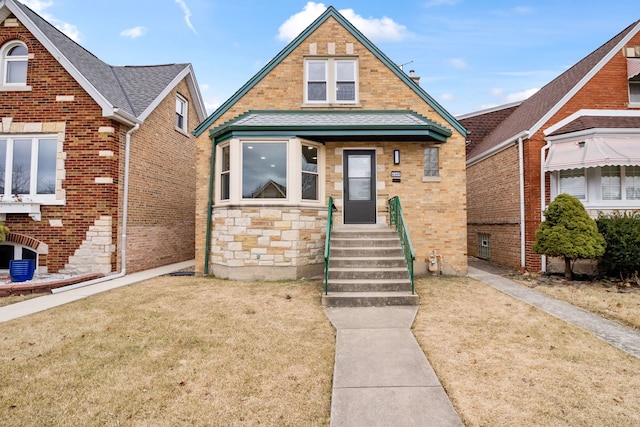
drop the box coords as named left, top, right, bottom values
left=413, top=276, right=640, bottom=427
left=0, top=276, right=334, bottom=426
left=533, top=282, right=640, bottom=330
left=0, top=293, right=39, bottom=307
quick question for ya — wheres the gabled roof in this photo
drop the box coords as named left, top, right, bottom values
left=194, top=6, right=466, bottom=138
left=466, top=19, right=640, bottom=163
left=209, top=110, right=452, bottom=143
left=457, top=101, right=521, bottom=154
left=1, top=0, right=206, bottom=125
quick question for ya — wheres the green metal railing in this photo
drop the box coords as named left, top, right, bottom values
left=323, top=196, right=335, bottom=295
left=388, top=196, right=415, bottom=294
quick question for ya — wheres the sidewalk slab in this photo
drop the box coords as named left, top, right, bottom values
left=468, top=266, right=640, bottom=359
left=0, top=260, right=194, bottom=323
left=326, top=307, right=463, bottom=427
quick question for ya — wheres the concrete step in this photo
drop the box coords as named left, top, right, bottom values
left=328, top=267, right=410, bottom=281
left=331, top=230, right=399, bottom=239
left=329, top=257, right=407, bottom=269
left=327, top=278, right=412, bottom=292
left=321, top=291, right=419, bottom=307
left=330, top=247, right=404, bottom=257
left=330, top=237, right=401, bottom=248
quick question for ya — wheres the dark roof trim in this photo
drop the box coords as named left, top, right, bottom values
left=193, top=6, right=466, bottom=137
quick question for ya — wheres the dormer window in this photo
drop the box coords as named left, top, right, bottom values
left=304, top=58, right=358, bottom=104
left=1, top=41, right=28, bottom=86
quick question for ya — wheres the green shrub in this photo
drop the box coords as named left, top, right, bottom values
left=533, top=194, right=606, bottom=279
left=596, top=212, right=640, bottom=279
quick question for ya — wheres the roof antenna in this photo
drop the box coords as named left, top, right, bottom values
left=399, top=60, right=413, bottom=71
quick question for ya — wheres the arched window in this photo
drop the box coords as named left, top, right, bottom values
left=2, top=41, right=28, bottom=85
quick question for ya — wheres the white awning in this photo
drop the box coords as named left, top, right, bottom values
left=628, top=57, right=640, bottom=79
left=544, top=137, right=640, bottom=172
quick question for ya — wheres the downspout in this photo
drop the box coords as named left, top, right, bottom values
left=204, top=136, right=216, bottom=275
left=53, top=123, right=140, bottom=293
left=518, top=136, right=526, bottom=271
left=540, top=140, right=552, bottom=273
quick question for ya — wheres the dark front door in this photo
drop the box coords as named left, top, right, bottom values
left=343, top=150, right=376, bottom=224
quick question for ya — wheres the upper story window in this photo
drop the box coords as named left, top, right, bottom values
left=175, top=94, right=188, bottom=131
left=1, top=41, right=28, bottom=86
left=0, top=136, right=57, bottom=198
left=630, top=74, right=640, bottom=104
left=304, top=58, right=358, bottom=104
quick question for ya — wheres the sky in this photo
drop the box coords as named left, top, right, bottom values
left=19, top=0, right=640, bottom=117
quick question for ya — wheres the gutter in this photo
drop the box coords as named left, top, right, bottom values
left=204, top=136, right=216, bottom=274
left=518, top=136, right=526, bottom=270
left=539, top=139, right=552, bottom=273
left=53, top=123, right=140, bottom=293
left=466, top=130, right=529, bottom=167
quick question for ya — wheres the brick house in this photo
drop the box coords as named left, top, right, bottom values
left=0, top=0, right=206, bottom=275
left=461, top=19, right=640, bottom=273
left=193, top=7, right=468, bottom=280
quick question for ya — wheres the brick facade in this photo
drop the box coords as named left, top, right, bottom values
left=0, top=13, right=198, bottom=274
left=195, top=14, right=468, bottom=278
left=466, top=27, right=640, bottom=273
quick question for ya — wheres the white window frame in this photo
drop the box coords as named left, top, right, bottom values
left=558, top=168, right=587, bottom=201
left=304, top=58, right=358, bottom=105
left=1, top=41, right=29, bottom=89
left=175, top=94, right=188, bottom=132
left=301, top=143, right=319, bottom=201
left=629, top=75, right=640, bottom=104
left=216, top=138, right=324, bottom=206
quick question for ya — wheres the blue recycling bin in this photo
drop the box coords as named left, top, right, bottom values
left=9, top=259, right=35, bottom=282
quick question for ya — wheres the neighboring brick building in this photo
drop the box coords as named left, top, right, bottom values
left=461, top=19, right=640, bottom=273
left=0, top=0, right=206, bottom=275
left=193, top=7, right=468, bottom=280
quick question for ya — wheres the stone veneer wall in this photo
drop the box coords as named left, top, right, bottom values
left=62, top=216, right=114, bottom=275
left=209, top=206, right=327, bottom=280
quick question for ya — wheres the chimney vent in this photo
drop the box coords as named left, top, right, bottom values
left=409, top=69, right=420, bottom=86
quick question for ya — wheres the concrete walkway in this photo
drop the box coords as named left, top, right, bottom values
left=325, top=306, right=464, bottom=427
left=468, top=266, right=640, bottom=359
left=0, top=260, right=194, bottom=323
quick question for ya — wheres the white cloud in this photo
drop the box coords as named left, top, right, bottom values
left=175, top=0, right=196, bottom=34
left=440, top=93, right=456, bottom=101
left=277, top=2, right=410, bottom=42
left=22, top=0, right=81, bottom=41
left=506, top=88, right=539, bottom=102
left=21, top=0, right=53, bottom=12
left=447, top=58, right=467, bottom=69
left=120, top=26, right=148, bottom=39
left=490, top=88, right=503, bottom=96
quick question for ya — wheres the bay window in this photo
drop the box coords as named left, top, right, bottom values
left=554, top=166, right=640, bottom=205
left=217, top=139, right=322, bottom=204
left=242, top=142, right=287, bottom=199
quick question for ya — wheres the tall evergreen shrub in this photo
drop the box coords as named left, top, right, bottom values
left=597, top=212, right=640, bottom=279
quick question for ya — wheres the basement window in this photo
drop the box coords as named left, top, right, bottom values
left=478, top=234, right=491, bottom=259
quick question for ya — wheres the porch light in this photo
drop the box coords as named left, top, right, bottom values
left=393, top=149, right=400, bottom=165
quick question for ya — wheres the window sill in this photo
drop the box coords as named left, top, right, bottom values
left=175, top=126, right=190, bottom=136
left=0, top=85, right=32, bottom=92
left=627, top=102, right=640, bottom=109
left=422, top=176, right=441, bottom=183
left=0, top=197, right=65, bottom=221
left=301, top=102, right=362, bottom=108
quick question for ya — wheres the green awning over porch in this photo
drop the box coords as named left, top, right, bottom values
left=209, top=110, right=453, bottom=143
